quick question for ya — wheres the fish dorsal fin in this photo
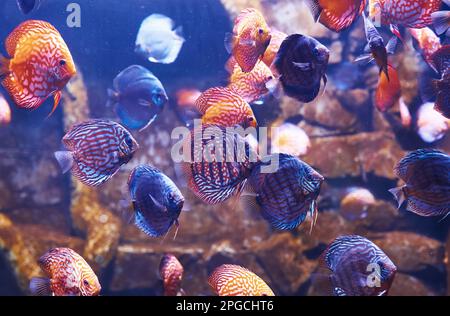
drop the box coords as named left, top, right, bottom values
left=304, top=0, right=323, bottom=22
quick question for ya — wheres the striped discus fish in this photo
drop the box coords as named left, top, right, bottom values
left=245, top=153, right=324, bottom=231
left=321, top=235, right=397, bottom=296
left=209, top=264, right=275, bottom=296
left=389, top=149, right=450, bottom=217
left=0, top=20, right=76, bottom=116
left=128, top=165, right=185, bottom=237
left=159, top=254, right=184, bottom=296
left=182, top=124, right=258, bottom=204
left=369, top=0, right=442, bottom=29
left=30, top=248, right=101, bottom=296
left=196, top=87, right=257, bottom=128
left=55, top=119, right=139, bottom=187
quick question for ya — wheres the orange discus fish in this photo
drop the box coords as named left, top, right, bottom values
left=209, top=264, right=275, bottom=296
left=306, top=0, right=367, bottom=32
left=195, top=87, right=257, bottom=128
left=225, top=8, right=272, bottom=73
left=30, top=248, right=101, bottom=296
left=227, top=59, right=277, bottom=103
left=0, top=20, right=76, bottom=116
left=375, top=64, right=401, bottom=112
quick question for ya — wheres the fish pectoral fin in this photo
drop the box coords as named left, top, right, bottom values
left=224, top=32, right=237, bottom=54
left=149, top=194, right=167, bottom=212
left=239, top=38, right=257, bottom=47
left=46, top=91, right=62, bottom=118
left=385, top=36, right=398, bottom=55
left=54, top=151, right=74, bottom=174
left=29, top=277, right=52, bottom=296
left=293, top=62, right=312, bottom=71
left=354, top=54, right=374, bottom=64
left=388, top=186, right=406, bottom=209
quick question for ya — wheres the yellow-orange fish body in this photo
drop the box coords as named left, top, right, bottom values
left=261, top=30, right=287, bottom=69
left=196, top=87, right=257, bottom=128
left=226, top=8, right=271, bottom=73
left=0, top=20, right=76, bottom=116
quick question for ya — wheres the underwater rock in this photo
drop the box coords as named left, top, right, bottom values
left=371, top=232, right=445, bottom=273
left=302, top=131, right=405, bottom=179
left=352, top=200, right=407, bottom=233
left=220, top=0, right=264, bottom=18
left=329, top=41, right=343, bottom=65
left=336, top=89, right=370, bottom=113
left=62, top=67, right=90, bottom=129
left=389, top=273, right=437, bottom=296
left=0, top=180, right=13, bottom=210
left=4, top=207, right=71, bottom=234
left=393, top=45, right=421, bottom=105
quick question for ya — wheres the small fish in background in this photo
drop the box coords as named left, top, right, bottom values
left=356, top=12, right=398, bottom=81
left=305, top=0, right=367, bottom=32
left=181, top=124, right=258, bottom=205
left=225, top=8, right=272, bottom=73
left=0, top=93, right=11, bottom=126
left=422, top=45, right=450, bottom=118
left=54, top=119, right=139, bottom=187
left=340, top=188, right=376, bottom=221
left=375, top=64, right=401, bottom=112
left=175, top=88, right=202, bottom=127
left=159, top=254, right=185, bottom=296
left=431, top=0, right=450, bottom=35
left=270, top=123, right=311, bottom=156
left=0, top=20, right=76, bottom=117
left=135, top=14, right=185, bottom=64
left=261, top=30, right=287, bottom=70
left=127, top=165, right=185, bottom=238
left=243, top=153, right=324, bottom=232
left=30, top=248, right=101, bottom=296
left=369, top=0, right=442, bottom=32
left=389, top=149, right=450, bottom=217
left=227, top=59, right=279, bottom=104
left=208, top=264, right=275, bottom=296
left=416, top=102, right=449, bottom=143
left=409, top=27, right=442, bottom=72
left=320, top=235, right=397, bottom=296
left=195, top=87, right=257, bottom=128
left=17, top=0, right=41, bottom=14
left=274, top=34, right=329, bottom=103
left=107, top=65, right=168, bottom=132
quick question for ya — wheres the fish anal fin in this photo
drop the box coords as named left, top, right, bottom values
left=46, top=91, right=61, bottom=118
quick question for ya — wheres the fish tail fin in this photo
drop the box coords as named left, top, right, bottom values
left=29, top=277, right=52, bottom=296
left=431, top=11, right=450, bottom=35
left=0, top=54, right=11, bottom=79
left=304, top=0, right=322, bottom=22
left=224, top=32, right=237, bottom=54
left=54, top=151, right=74, bottom=174
left=106, top=89, right=119, bottom=108
left=388, top=186, right=406, bottom=209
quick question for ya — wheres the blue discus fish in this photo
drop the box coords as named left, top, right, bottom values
left=17, top=0, right=41, bottom=14
left=127, top=165, right=185, bottom=237
left=107, top=65, right=168, bottom=131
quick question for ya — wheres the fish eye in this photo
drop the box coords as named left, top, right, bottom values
left=83, top=279, right=90, bottom=287
left=258, top=28, right=264, bottom=35
left=267, top=75, right=273, bottom=81
left=125, top=135, right=134, bottom=149
left=152, top=93, right=165, bottom=106
left=59, top=60, right=66, bottom=66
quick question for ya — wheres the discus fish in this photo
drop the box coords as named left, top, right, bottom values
left=261, top=30, right=287, bottom=69
left=409, top=27, right=442, bottom=72
left=321, top=235, right=397, bottom=296
left=30, top=248, right=101, bottom=296
left=159, top=254, right=185, bottom=296
left=107, top=65, right=168, bottom=131
left=0, top=20, right=76, bottom=116
left=0, top=93, right=11, bottom=126
left=55, top=119, right=139, bottom=187
left=209, top=264, right=275, bottom=296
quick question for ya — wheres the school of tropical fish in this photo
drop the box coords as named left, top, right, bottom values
left=0, top=0, right=449, bottom=296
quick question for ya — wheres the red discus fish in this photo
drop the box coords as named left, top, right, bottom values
left=369, top=0, right=442, bottom=30
left=409, top=27, right=442, bottom=72
left=306, top=0, right=367, bottom=32
left=196, top=87, right=257, bottom=128
left=375, top=64, right=401, bottom=112
left=0, top=20, right=76, bottom=116
left=209, top=264, right=275, bottom=296
left=30, top=248, right=101, bottom=296
left=225, top=8, right=272, bottom=73
left=227, top=59, right=278, bottom=103
left=159, top=254, right=184, bottom=296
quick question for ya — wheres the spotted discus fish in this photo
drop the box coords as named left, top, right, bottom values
left=244, top=153, right=324, bottom=231
left=225, top=8, right=272, bottom=73
left=306, top=0, right=367, bottom=32
left=369, top=0, right=442, bottom=30
left=321, top=235, right=397, bottom=296
left=159, top=254, right=185, bottom=296
left=195, top=87, right=257, bottom=128
left=209, top=264, right=275, bottom=296
left=0, top=20, right=76, bottom=116
left=181, top=124, right=258, bottom=204
left=389, top=149, right=450, bottom=217
left=128, top=165, right=185, bottom=237
left=30, top=248, right=101, bottom=296
left=54, top=119, right=139, bottom=187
